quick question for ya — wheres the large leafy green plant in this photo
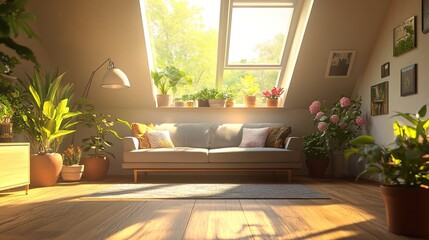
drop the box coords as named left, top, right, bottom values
left=0, top=0, right=39, bottom=74
left=151, top=65, right=191, bottom=95
left=346, top=105, right=429, bottom=188
left=19, top=70, right=80, bottom=154
left=80, top=102, right=130, bottom=159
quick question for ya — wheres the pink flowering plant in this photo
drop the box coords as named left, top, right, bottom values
left=309, top=96, right=365, bottom=151
left=62, top=144, right=82, bottom=166
left=262, top=87, right=284, bottom=99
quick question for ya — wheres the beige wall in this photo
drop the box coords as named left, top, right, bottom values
left=354, top=0, right=429, bottom=145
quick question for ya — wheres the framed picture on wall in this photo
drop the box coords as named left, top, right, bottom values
left=423, top=0, right=429, bottom=33
left=325, top=50, right=356, bottom=78
left=400, top=64, right=417, bottom=96
left=381, top=62, right=390, bottom=78
left=393, top=16, right=416, bottom=56
left=371, top=81, right=389, bottom=116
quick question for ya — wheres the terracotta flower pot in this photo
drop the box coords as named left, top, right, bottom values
left=156, top=94, right=170, bottom=107
left=83, top=156, right=110, bottom=181
left=380, top=185, right=429, bottom=237
left=244, top=96, right=256, bottom=107
left=30, top=153, right=63, bottom=187
left=184, top=101, right=194, bottom=107
left=305, top=159, right=329, bottom=178
left=61, top=165, right=84, bottom=182
left=208, top=99, right=225, bottom=107
left=225, top=99, right=234, bottom=107
left=197, top=99, right=209, bottom=107
left=266, top=98, right=278, bottom=107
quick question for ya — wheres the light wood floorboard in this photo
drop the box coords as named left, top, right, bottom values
left=0, top=175, right=426, bottom=240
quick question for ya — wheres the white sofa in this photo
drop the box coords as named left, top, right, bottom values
left=122, top=123, right=303, bottom=182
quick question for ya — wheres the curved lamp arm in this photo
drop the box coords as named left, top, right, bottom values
left=82, top=58, right=130, bottom=98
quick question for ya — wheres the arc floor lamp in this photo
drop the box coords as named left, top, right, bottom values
left=82, top=57, right=130, bottom=98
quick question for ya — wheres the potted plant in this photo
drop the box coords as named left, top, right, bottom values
left=223, top=86, right=238, bottom=107
left=181, top=94, right=195, bottom=107
left=239, top=74, right=260, bottom=107
left=174, top=97, right=184, bottom=107
left=207, top=88, right=226, bottom=108
left=151, top=65, right=191, bottom=107
left=308, top=96, right=365, bottom=177
left=346, top=104, right=429, bottom=237
left=195, top=88, right=211, bottom=107
left=262, top=87, right=284, bottom=108
left=303, top=132, right=329, bottom=178
left=61, top=144, right=84, bottom=181
left=19, top=70, right=81, bottom=187
left=80, top=104, right=129, bottom=181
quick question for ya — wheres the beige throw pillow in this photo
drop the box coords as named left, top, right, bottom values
left=147, top=130, right=175, bottom=148
left=239, top=127, right=270, bottom=148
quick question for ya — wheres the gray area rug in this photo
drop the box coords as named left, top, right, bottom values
left=82, top=184, right=329, bottom=199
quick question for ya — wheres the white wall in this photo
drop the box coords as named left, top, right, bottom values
left=355, top=0, right=429, bottom=145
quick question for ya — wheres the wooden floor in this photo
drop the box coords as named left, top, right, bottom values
left=0, top=174, right=425, bottom=240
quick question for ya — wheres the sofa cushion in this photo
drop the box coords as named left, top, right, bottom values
left=208, top=147, right=300, bottom=163
left=123, top=147, right=208, bottom=163
left=131, top=123, right=155, bottom=148
left=265, top=126, right=292, bottom=148
left=209, top=123, right=286, bottom=148
left=155, top=123, right=210, bottom=148
left=239, top=127, right=269, bottom=147
left=147, top=130, right=175, bottom=148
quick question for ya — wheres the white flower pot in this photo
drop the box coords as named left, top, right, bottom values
left=61, top=165, right=84, bottom=182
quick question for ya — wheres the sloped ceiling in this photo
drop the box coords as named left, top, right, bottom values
left=27, top=0, right=392, bottom=109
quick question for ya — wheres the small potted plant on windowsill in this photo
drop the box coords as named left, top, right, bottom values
left=195, top=88, right=210, bottom=107
left=262, top=87, right=284, bottom=107
left=239, top=74, right=260, bottom=107
left=182, top=94, right=195, bottom=107
left=61, top=144, right=84, bottom=182
left=223, top=86, right=238, bottom=107
left=174, top=97, right=184, bottom=107
left=303, top=132, right=329, bottom=178
left=152, top=65, right=192, bottom=107
left=208, top=89, right=226, bottom=108
left=346, top=104, right=429, bottom=237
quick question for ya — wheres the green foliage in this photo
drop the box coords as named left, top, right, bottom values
left=181, top=94, right=195, bottom=102
left=303, top=132, right=329, bottom=161
left=80, top=102, right=130, bottom=159
left=19, top=70, right=80, bottom=154
left=239, top=74, right=260, bottom=96
left=0, top=0, right=39, bottom=72
left=195, top=88, right=211, bottom=100
left=222, top=86, right=238, bottom=100
left=0, top=94, right=13, bottom=121
left=151, top=65, right=191, bottom=95
left=346, top=105, right=429, bottom=188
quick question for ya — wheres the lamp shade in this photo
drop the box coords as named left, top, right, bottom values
left=101, top=67, right=130, bottom=89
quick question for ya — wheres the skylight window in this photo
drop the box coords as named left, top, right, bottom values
left=141, top=0, right=301, bottom=107
left=227, top=7, right=293, bottom=65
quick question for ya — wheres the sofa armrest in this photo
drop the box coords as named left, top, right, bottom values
left=124, top=136, right=139, bottom=151
left=284, top=137, right=303, bottom=151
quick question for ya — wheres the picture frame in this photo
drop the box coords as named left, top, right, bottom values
left=423, top=0, right=429, bottom=33
left=325, top=50, right=356, bottom=78
left=371, top=81, right=389, bottom=116
left=393, top=16, right=416, bottom=56
left=381, top=62, right=390, bottom=78
left=400, top=64, right=417, bottom=96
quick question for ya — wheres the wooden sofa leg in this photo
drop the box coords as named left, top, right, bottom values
left=287, top=170, right=292, bottom=183
left=134, top=170, right=138, bottom=183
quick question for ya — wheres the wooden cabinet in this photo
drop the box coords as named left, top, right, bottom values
left=0, top=143, right=30, bottom=194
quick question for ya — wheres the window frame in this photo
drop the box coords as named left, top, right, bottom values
left=216, top=0, right=300, bottom=92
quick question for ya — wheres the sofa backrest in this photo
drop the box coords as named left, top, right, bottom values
left=155, top=123, right=210, bottom=148
left=209, top=123, right=285, bottom=149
